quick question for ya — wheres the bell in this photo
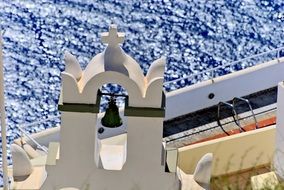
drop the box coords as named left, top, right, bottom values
left=101, top=97, right=123, bottom=128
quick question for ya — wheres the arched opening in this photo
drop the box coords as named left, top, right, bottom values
left=95, top=83, right=128, bottom=171
left=99, top=83, right=128, bottom=112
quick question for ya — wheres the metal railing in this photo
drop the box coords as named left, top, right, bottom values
left=233, top=97, right=259, bottom=129
left=164, top=46, right=284, bottom=90
left=217, top=101, right=245, bottom=135
left=15, top=115, right=60, bottom=153
left=217, top=97, right=259, bottom=135
left=16, top=126, right=48, bottom=153
left=19, top=115, right=60, bottom=130
left=166, top=106, right=276, bottom=144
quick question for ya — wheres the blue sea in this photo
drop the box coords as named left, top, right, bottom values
left=0, top=0, right=283, bottom=185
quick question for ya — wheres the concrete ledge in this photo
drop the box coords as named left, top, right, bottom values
left=124, top=106, right=165, bottom=117
left=46, top=142, right=60, bottom=166
left=58, top=103, right=100, bottom=113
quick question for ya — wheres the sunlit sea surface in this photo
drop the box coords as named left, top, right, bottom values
left=0, top=0, right=283, bottom=184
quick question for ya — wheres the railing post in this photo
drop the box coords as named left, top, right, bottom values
left=210, top=70, right=214, bottom=80
left=0, top=34, right=9, bottom=190
left=277, top=49, right=280, bottom=63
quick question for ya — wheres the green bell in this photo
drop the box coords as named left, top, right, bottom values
left=101, top=97, right=123, bottom=128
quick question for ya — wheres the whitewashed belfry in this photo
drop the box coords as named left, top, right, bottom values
left=42, top=24, right=180, bottom=190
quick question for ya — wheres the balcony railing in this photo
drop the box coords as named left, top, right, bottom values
left=164, top=46, right=284, bottom=91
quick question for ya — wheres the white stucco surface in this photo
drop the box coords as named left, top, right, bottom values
left=64, top=52, right=82, bottom=80
left=42, top=25, right=180, bottom=190
left=274, top=82, right=284, bottom=181
left=61, top=25, right=165, bottom=108
left=166, top=57, right=284, bottom=120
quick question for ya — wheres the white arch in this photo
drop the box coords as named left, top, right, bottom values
left=82, top=71, right=144, bottom=107
left=62, top=71, right=164, bottom=108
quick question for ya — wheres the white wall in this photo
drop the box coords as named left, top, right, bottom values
left=274, top=82, right=284, bottom=181
left=178, top=126, right=276, bottom=176
left=165, top=58, right=284, bottom=120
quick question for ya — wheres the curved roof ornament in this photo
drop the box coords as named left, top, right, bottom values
left=64, top=51, right=82, bottom=81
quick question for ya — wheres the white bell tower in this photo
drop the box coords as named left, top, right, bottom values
left=42, top=24, right=179, bottom=190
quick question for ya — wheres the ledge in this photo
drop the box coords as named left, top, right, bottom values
left=58, top=103, right=100, bottom=113
left=46, top=142, right=60, bottom=166
left=124, top=106, right=165, bottom=117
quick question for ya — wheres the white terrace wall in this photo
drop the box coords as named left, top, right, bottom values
left=274, top=82, right=284, bottom=180
left=166, top=57, right=284, bottom=120
left=178, top=126, right=276, bottom=176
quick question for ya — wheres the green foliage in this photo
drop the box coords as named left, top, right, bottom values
left=211, top=168, right=284, bottom=190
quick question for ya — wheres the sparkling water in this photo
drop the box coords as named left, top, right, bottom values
left=0, top=0, right=283, bottom=185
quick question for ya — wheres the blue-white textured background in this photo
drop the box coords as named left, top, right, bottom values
left=0, top=0, right=283, bottom=184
